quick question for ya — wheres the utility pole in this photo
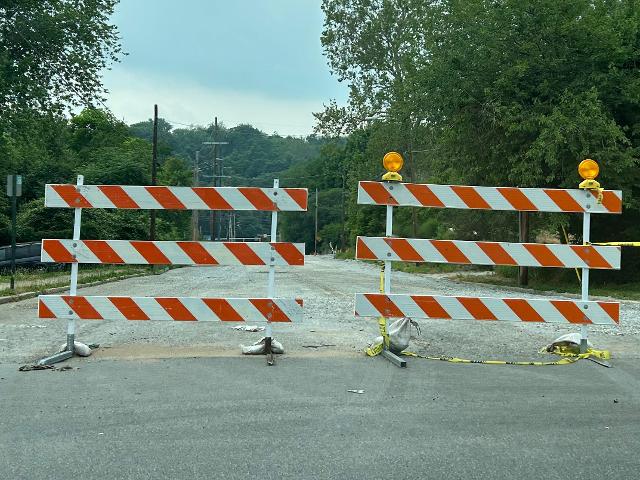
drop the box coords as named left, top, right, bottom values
left=150, top=104, right=158, bottom=241
left=202, top=117, right=228, bottom=241
left=314, top=188, right=319, bottom=254
left=192, top=150, right=200, bottom=240
left=211, top=116, right=217, bottom=241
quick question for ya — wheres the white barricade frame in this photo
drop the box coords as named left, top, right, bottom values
left=354, top=179, right=622, bottom=365
left=38, top=176, right=307, bottom=365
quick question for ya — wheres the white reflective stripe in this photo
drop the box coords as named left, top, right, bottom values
left=115, top=242, right=148, bottom=263
left=154, top=242, right=192, bottom=265
left=482, top=300, right=520, bottom=322
left=80, top=186, right=116, bottom=208
left=170, top=188, right=208, bottom=210
left=478, top=187, right=513, bottom=210
left=455, top=242, right=493, bottom=265
left=131, top=187, right=160, bottom=209
left=71, top=243, right=100, bottom=264
left=502, top=243, right=540, bottom=266
left=273, top=190, right=300, bottom=210
left=41, top=296, right=72, bottom=317
left=524, top=189, right=558, bottom=212
left=219, top=189, right=255, bottom=210
left=430, top=185, right=468, bottom=209
left=44, top=185, right=65, bottom=207
left=552, top=247, right=583, bottom=269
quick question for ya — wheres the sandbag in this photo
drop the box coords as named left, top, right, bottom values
left=241, top=337, right=284, bottom=355
left=370, top=317, right=420, bottom=354
left=58, top=341, right=92, bottom=357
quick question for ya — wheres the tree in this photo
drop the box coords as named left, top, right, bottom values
left=0, top=0, right=123, bottom=122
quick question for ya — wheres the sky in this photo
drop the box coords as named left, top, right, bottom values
left=102, top=0, right=349, bottom=136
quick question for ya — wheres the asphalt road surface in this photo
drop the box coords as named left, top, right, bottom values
left=1, top=357, right=638, bottom=479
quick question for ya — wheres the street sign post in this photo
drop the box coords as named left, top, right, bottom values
left=6, top=175, right=22, bottom=291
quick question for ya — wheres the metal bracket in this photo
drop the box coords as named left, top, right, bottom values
left=38, top=350, right=73, bottom=366
left=381, top=349, right=407, bottom=368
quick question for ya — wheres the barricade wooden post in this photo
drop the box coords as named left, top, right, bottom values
left=38, top=179, right=308, bottom=366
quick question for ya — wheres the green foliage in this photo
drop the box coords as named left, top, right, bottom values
left=0, top=0, right=122, bottom=120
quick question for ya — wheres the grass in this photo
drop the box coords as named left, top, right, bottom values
left=455, top=272, right=640, bottom=301
left=0, top=264, right=156, bottom=297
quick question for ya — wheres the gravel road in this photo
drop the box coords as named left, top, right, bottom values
left=1, top=255, right=637, bottom=363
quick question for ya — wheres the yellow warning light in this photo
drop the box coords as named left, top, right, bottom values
left=382, top=152, right=403, bottom=182
left=578, top=159, right=601, bottom=191
left=578, top=159, right=599, bottom=180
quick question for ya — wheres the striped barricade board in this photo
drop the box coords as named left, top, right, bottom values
left=45, top=184, right=308, bottom=211
left=358, top=181, right=622, bottom=214
left=39, top=296, right=304, bottom=322
left=42, top=240, right=305, bottom=266
left=356, top=237, right=621, bottom=269
left=355, top=293, right=619, bottom=325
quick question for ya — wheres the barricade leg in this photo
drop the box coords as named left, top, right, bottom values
left=265, top=178, right=278, bottom=366
left=39, top=175, right=84, bottom=365
left=580, top=212, right=591, bottom=353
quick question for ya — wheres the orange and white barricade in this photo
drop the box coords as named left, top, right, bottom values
left=355, top=154, right=621, bottom=366
left=38, top=176, right=307, bottom=365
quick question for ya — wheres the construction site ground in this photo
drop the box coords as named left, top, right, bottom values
left=2, top=255, right=639, bottom=479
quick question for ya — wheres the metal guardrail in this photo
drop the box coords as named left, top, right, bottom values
left=0, top=242, right=41, bottom=267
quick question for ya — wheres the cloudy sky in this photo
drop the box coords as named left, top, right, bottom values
left=102, top=0, right=349, bottom=136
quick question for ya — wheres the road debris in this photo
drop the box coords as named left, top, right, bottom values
left=347, top=389, right=365, bottom=394
left=302, top=344, right=336, bottom=349
left=231, top=325, right=265, bottom=332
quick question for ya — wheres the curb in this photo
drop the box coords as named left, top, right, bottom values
left=0, top=271, right=152, bottom=305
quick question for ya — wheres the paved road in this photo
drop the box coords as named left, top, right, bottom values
left=1, top=357, right=638, bottom=479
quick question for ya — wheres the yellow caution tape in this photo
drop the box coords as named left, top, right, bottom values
left=590, top=242, right=640, bottom=247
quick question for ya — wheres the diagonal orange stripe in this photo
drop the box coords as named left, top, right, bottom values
left=523, top=244, right=564, bottom=267
left=450, top=186, right=491, bottom=209
left=108, top=297, right=149, bottom=320
left=364, top=294, right=405, bottom=317
left=63, top=296, right=103, bottom=319
left=498, top=187, right=538, bottom=211
left=360, top=181, right=398, bottom=205
left=224, top=243, right=265, bottom=265
left=98, top=185, right=140, bottom=208
left=131, top=241, right=171, bottom=264
left=51, top=185, right=92, bottom=208
left=38, top=300, right=56, bottom=318
left=193, top=187, right=233, bottom=210
left=284, top=189, right=308, bottom=210
left=431, top=240, right=471, bottom=264
left=356, top=237, right=378, bottom=260
left=457, top=297, right=497, bottom=320
left=202, top=299, right=244, bottom=321
left=571, top=245, right=613, bottom=269
left=504, top=298, right=545, bottom=322
left=544, top=190, right=583, bottom=212
left=476, top=242, right=517, bottom=266
left=271, top=243, right=304, bottom=265
left=385, top=238, right=424, bottom=262
left=145, top=186, right=186, bottom=209
left=42, top=239, right=76, bottom=263
left=155, top=298, right=196, bottom=321
left=405, top=183, right=445, bottom=207
left=239, top=188, right=275, bottom=211
left=249, top=299, right=294, bottom=322
left=550, top=301, right=591, bottom=324
left=598, top=302, right=620, bottom=323
left=84, top=240, right=125, bottom=264
left=411, top=295, right=451, bottom=319
left=597, top=191, right=622, bottom=214
left=176, top=242, right=218, bottom=265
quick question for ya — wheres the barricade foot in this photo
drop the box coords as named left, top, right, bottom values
left=265, top=336, right=275, bottom=366
left=381, top=349, right=407, bottom=368
left=38, top=350, right=73, bottom=366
